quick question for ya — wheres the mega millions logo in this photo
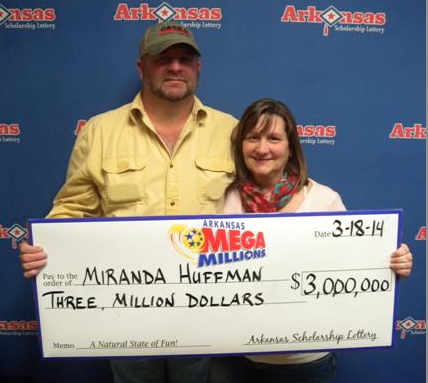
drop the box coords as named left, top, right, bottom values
left=396, top=317, right=426, bottom=339
left=281, top=5, right=386, bottom=36
left=114, top=2, right=222, bottom=29
left=0, top=4, right=56, bottom=30
left=168, top=220, right=266, bottom=268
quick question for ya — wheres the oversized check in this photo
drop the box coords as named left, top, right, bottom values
left=30, top=210, right=400, bottom=358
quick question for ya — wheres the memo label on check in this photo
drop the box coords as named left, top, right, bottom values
left=29, top=209, right=401, bottom=358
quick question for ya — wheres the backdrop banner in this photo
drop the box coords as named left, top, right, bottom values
left=0, top=1, right=425, bottom=382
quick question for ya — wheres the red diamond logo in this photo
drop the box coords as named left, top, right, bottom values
left=0, top=4, right=11, bottom=25
left=7, top=223, right=27, bottom=241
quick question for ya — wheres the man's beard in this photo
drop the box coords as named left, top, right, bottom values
left=144, top=71, right=199, bottom=102
left=149, top=82, right=195, bottom=102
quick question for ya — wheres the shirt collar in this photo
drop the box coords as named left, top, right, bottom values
left=129, top=93, right=145, bottom=125
left=129, top=93, right=208, bottom=127
left=191, top=96, right=208, bottom=126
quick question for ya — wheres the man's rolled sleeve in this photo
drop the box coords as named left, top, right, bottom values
left=47, top=119, right=102, bottom=218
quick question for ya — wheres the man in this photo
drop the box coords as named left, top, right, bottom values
left=19, top=21, right=237, bottom=383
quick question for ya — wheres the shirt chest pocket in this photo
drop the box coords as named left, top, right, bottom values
left=102, top=157, right=147, bottom=204
left=195, top=157, right=234, bottom=204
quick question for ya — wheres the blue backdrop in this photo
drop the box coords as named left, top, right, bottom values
left=0, top=1, right=425, bottom=382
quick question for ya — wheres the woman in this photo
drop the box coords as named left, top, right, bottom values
left=209, top=98, right=413, bottom=383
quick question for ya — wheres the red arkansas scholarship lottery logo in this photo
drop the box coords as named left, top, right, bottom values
left=168, top=219, right=266, bottom=268
left=415, top=227, right=426, bottom=241
left=280, top=5, right=386, bottom=36
left=0, top=122, right=20, bottom=143
left=0, top=320, right=38, bottom=336
left=388, top=123, right=426, bottom=139
left=0, top=4, right=56, bottom=31
left=298, top=124, right=336, bottom=146
left=0, top=223, right=27, bottom=249
left=396, top=317, right=426, bottom=339
left=74, top=120, right=87, bottom=135
left=114, top=2, right=222, bottom=29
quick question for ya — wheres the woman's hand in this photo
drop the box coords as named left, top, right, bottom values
left=390, top=243, right=413, bottom=278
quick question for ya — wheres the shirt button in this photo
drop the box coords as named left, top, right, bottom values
left=170, top=201, right=175, bottom=206
left=170, top=163, right=174, bottom=168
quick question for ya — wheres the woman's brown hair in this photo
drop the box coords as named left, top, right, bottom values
left=231, top=98, right=308, bottom=190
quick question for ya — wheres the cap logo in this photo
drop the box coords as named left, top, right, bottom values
left=158, top=26, right=190, bottom=36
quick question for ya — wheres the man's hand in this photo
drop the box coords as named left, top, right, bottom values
left=19, top=241, right=47, bottom=278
